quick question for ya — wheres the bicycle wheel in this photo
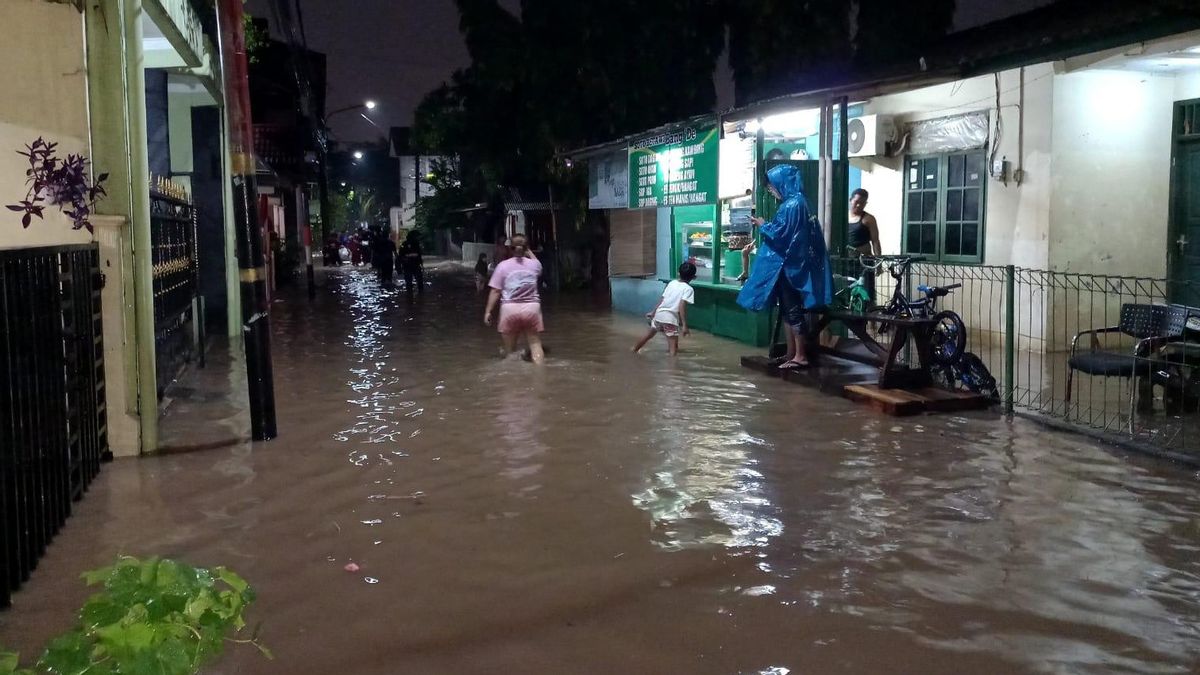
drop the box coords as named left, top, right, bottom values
left=929, top=310, right=967, bottom=366
left=960, top=354, right=999, bottom=399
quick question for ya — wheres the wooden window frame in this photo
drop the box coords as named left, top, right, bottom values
left=901, top=150, right=988, bottom=264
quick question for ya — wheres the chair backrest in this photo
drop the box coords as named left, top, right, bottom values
left=1119, top=303, right=1188, bottom=339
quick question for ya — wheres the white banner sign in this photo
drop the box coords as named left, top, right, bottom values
left=588, top=150, right=629, bottom=209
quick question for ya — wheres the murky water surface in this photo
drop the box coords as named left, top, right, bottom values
left=4, top=267, right=1200, bottom=674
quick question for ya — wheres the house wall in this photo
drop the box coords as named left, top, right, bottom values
left=854, top=64, right=1056, bottom=348
left=1177, top=72, right=1200, bottom=101
left=856, top=63, right=1056, bottom=270
left=0, top=0, right=92, bottom=248
left=1048, top=70, right=1177, bottom=278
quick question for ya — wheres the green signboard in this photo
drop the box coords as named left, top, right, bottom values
left=629, top=122, right=719, bottom=209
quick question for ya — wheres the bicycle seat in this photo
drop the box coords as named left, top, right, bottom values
left=918, top=283, right=961, bottom=297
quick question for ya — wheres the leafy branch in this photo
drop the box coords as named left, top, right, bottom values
left=0, top=556, right=268, bottom=675
left=6, top=138, right=107, bottom=233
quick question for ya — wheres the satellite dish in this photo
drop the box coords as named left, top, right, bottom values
left=847, top=118, right=866, bottom=155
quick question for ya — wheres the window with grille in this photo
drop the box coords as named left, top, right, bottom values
left=903, top=150, right=987, bottom=263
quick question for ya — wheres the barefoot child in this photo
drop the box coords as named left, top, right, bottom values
left=632, top=262, right=696, bottom=356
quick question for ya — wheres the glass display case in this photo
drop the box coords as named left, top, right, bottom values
left=680, top=218, right=715, bottom=274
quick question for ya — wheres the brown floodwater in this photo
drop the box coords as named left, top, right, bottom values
left=4, top=265, right=1200, bottom=674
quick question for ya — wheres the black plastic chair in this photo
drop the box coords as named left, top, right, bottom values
left=1066, top=303, right=1189, bottom=432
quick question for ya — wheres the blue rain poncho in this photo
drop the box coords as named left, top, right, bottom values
left=736, top=164, right=833, bottom=312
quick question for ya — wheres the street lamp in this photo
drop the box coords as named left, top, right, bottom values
left=326, top=99, right=378, bottom=121
left=353, top=150, right=364, bottom=160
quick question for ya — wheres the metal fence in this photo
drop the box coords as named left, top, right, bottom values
left=831, top=255, right=1200, bottom=462
left=0, top=244, right=108, bottom=608
left=151, top=185, right=200, bottom=398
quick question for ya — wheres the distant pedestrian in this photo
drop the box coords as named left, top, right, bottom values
left=372, top=232, right=396, bottom=284
left=399, top=230, right=424, bottom=293
left=474, top=253, right=489, bottom=292
left=632, top=262, right=696, bottom=356
left=348, top=234, right=363, bottom=266
left=484, top=233, right=544, bottom=363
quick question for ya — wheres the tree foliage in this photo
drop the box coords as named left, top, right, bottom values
left=0, top=556, right=265, bottom=675
left=411, top=0, right=957, bottom=230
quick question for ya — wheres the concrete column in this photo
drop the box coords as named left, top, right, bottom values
left=123, top=0, right=160, bottom=452
left=91, top=216, right=141, bottom=457
left=85, top=0, right=145, bottom=452
left=221, top=103, right=243, bottom=337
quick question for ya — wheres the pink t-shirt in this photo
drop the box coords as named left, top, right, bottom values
left=489, top=256, right=542, bottom=303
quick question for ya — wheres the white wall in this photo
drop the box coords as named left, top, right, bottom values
left=855, top=63, right=1055, bottom=269
left=0, top=0, right=92, bottom=248
left=1177, top=71, right=1200, bottom=102
left=1048, top=70, right=1177, bottom=277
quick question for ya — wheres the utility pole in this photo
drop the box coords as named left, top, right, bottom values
left=217, top=0, right=278, bottom=441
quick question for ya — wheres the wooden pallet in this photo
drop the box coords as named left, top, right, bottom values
left=844, top=384, right=992, bottom=416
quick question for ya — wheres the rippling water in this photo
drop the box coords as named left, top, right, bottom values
left=3, top=266, right=1200, bottom=674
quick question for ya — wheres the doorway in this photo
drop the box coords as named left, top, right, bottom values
left=1170, top=99, right=1200, bottom=307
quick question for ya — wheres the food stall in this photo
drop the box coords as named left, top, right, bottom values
left=591, top=102, right=855, bottom=347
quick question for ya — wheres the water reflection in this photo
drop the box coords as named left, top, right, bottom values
left=6, top=266, right=1200, bottom=675
left=632, top=364, right=783, bottom=551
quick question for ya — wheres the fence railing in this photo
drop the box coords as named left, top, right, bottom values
left=0, top=244, right=108, bottom=608
left=151, top=185, right=199, bottom=398
left=831, top=255, right=1200, bottom=462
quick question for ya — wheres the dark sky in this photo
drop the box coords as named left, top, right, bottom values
left=250, top=0, right=1056, bottom=143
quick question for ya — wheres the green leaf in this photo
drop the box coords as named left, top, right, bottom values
left=214, top=567, right=249, bottom=594
left=38, top=630, right=94, bottom=674
left=81, top=597, right=126, bottom=629
left=0, top=651, right=19, bottom=674
left=95, top=621, right=157, bottom=652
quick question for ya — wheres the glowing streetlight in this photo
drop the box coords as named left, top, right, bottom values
left=353, top=151, right=364, bottom=160
left=327, top=99, right=379, bottom=121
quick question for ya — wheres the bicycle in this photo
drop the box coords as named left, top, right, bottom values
left=833, top=254, right=877, bottom=314
left=869, top=255, right=967, bottom=367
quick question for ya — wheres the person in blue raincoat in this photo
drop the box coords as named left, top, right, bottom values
left=736, top=163, right=833, bottom=369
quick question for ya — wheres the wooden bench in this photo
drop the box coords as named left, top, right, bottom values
left=768, top=308, right=941, bottom=390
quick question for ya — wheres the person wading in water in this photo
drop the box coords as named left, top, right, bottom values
left=484, top=233, right=545, bottom=364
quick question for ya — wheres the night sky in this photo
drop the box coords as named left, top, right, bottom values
left=249, top=0, right=1056, bottom=143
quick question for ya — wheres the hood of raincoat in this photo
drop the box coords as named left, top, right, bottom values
left=765, top=164, right=803, bottom=202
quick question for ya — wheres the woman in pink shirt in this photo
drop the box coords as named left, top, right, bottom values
left=483, top=233, right=545, bottom=363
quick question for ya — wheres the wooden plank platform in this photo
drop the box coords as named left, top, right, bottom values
left=741, top=354, right=878, bottom=395
left=843, top=384, right=992, bottom=417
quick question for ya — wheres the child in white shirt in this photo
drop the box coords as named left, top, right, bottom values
left=632, top=262, right=697, bottom=356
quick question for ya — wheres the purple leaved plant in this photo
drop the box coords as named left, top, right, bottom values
left=6, top=137, right=108, bottom=232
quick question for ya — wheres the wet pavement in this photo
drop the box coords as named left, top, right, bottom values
left=4, top=265, right=1200, bottom=674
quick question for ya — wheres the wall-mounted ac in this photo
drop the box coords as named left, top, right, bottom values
left=847, top=114, right=896, bottom=158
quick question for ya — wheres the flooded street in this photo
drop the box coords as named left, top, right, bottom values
left=4, top=266, right=1200, bottom=674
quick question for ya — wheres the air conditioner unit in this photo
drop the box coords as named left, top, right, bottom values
left=847, top=114, right=896, bottom=158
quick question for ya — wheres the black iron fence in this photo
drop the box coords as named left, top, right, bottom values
left=831, top=255, right=1200, bottom=462
left=151, top=185, right=199, bottom=398
left=0, top=244, right=108, bottom=608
